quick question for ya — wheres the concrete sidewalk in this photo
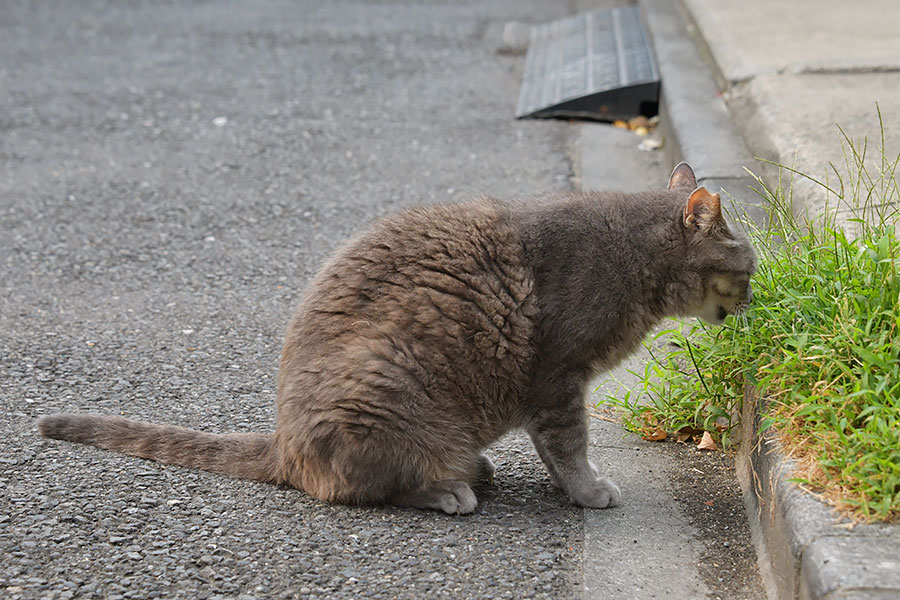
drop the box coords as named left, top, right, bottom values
left=687, top=0, right=900, bottom=223
left=576, top=123, right=765, bottom=599
left=639, top=1, right=900, bottom=598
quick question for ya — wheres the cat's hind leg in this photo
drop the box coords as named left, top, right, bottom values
left=388, top=453, right=491, bottom=514
left=286, top=344, right=490, bottom=514
left=388, top=480, right=478, bottom=515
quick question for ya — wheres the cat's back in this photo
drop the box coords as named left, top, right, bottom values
left=297, top=197, right=534, bottom=333
left=278, top=197, right=538, bottom=426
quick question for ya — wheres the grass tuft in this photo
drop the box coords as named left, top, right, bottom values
left=599, top=107, right=900, bottom=522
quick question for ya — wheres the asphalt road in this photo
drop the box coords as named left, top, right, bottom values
left=2, top=1, right=583, bottom=598
left=1, top=1, right=765, bottom=598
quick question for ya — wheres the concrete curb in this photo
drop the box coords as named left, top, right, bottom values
left=739, top=389, right=900, bottom=600
left=639, top=0, right=766, bottom=228
left=639, top=1, right=900, bottom=599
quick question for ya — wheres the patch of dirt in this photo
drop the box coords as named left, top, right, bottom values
left=663, top=441, right=767, bottom=600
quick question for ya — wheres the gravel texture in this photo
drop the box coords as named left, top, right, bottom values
left=4, top=443, right=582, bottom=599
left=1, top=0, right=581, bottom=598
left=1, top=1, right=768, bottom=598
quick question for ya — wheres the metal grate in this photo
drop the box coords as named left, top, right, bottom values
left=516, top=6, right=660, bottom=121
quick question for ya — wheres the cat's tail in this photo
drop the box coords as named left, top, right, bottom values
left=37, top=413, right=280, bottom=484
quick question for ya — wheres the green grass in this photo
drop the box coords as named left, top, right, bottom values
left=599, top=109, right=900, bottom=522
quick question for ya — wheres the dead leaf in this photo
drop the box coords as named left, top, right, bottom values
left=643, top=428, right=667, bottom=442
left=612, top=120, right=629, bottom=129
left=627, top=115, right=650, bottom=129
left=675, top=426, right=703, bottom=443
left=714, top=416, right=730, bottom=432
left=697, top=431, right=718, bottom=451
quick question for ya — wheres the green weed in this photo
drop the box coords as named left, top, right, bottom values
left=599, top=108, right=900, bottom=522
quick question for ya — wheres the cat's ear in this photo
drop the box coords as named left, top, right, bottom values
left=683, top=187, right=722, bottom=232
left=667, top=162, right=697, bottom=190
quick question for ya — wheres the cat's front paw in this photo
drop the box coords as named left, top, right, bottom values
left=569, top=477, right=621, bottom=509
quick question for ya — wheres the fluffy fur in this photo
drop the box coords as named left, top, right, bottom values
left=38, top=163, right=757, bottom=514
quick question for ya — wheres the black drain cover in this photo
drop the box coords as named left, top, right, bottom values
left=516, top=6, right=660, bottom=121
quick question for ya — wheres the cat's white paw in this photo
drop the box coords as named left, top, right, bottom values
left=569, top=477, right=621, bottom=509
left=389, top=480, right=478, bottom=514
left=437, top=482, right=478, bottom=515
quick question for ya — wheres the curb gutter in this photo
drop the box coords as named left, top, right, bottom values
left=741, top=388, right=900, bottom=600
left=638, top=1, right=900, bottom=599
left=638, top=0, right=765, bottom=228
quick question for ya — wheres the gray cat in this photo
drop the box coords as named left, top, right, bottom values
left=38, top=162, right=756, bottom=515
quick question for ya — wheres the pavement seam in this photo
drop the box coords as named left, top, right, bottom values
left=638, top=2, right=854, bottom=600
left=647, top=4, right=900, bottom=599
left=673, top=0, right=731, bottom=91
left=638, top=0, right=763, bottom=216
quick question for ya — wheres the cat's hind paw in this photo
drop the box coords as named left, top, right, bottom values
left=389, top=480, right=478, bottom=515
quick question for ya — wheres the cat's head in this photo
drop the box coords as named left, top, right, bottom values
left=667, top=162, right=758, bottom=325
